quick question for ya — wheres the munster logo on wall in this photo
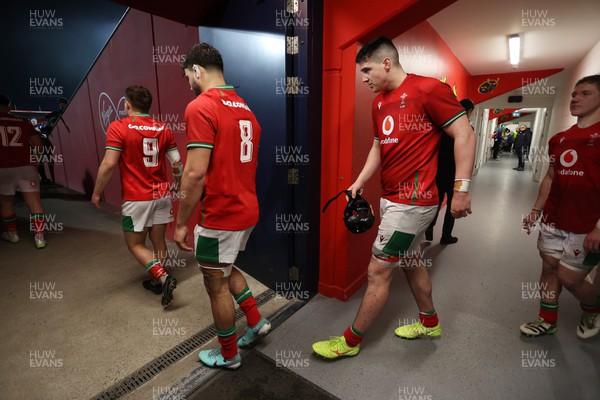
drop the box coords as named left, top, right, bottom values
left=478, top=78, right=499, bottom=94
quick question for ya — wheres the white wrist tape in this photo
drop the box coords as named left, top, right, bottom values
left=453, top=179, right=470, bottom=192
left=596, top=219, right=600, bottom=229
left=166, top=149, right=181, bottom=165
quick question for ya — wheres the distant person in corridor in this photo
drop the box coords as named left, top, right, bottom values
left=514, top=125, right=532, bottom=171
left=425, top=98, right=475, bottom=245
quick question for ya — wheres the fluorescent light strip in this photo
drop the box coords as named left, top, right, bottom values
left=509, top=35, right=520, bottom=65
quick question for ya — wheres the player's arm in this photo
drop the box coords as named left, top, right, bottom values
left=522, top=162, right=553, bottom=232
left=443, top=115, right=476, bottom=218
left=583, top=220, right=600, bottom=253
left=91, top=150, right=121, bottom=209
left=166, top=148, right=183, bottom=189
left=348, top=138, right=381, bottom=198
left=174, top=147, right=211, bottom=251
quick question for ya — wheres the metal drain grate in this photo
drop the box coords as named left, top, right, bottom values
left=91, top=289, right=276, bottom=400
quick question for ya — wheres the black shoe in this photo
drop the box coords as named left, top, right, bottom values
left=425, top=229, right=433, bottom=241
left=516, top=167, right=524, bottom=171
left=161, top=276, right=177, bottom=307
left=513, top=167, right=519, bottom=170
left=142, top=279, right=163, bottom=295
left=440, top=236, right=458, bottom=245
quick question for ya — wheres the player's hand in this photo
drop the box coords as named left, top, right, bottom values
left=347, top=181, right=364, bottom=200
left=174, top=224, right=193, bottom=251
left=522, top=211, right=541, bottom=235
left=450, top=191, right=472, bottom=219
left=583, top=227, right=600, bottom=253
left=91, top=194, right=101, bottom=209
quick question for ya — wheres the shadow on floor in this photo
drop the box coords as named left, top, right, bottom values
left=187, top=349, right=340, bottom=400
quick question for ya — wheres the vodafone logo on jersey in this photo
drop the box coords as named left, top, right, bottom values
left=382, top=115, right=394, bottom=136
left=558, top=149, right=584, bottom=176
left=559, top=149, right=578, bottom=167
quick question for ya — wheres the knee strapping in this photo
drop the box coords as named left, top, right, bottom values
left=199, top=263, right=233, bottom=277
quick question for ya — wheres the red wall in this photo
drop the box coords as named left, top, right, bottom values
left=469, top=69, right=562, bottom=104
left=55, top=9, right=199, bottom=242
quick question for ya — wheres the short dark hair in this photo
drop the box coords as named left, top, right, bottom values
left=58, top=97, right=68, bottom=106
left=575, top=74, right=600, bottom=91
left=459, top=98, right=474, bottom=112
left=355, top=36, right=400, bottom=66
left=125, top=85, right=152, bottom=113
left=0, top=94, right=10, bottom=107
left=182, top=43, right=224, bottom=72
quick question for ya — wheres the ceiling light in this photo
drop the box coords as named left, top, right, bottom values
left=508, top=34, right=520, bottom=66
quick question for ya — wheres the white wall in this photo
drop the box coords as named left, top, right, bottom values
left=546, top=40, right=600, bottom=138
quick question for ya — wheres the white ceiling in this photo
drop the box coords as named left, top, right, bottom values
left=428, top=0, right=600, bottom=75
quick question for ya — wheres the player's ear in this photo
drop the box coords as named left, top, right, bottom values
left=193, top=65, right=201, bottom=79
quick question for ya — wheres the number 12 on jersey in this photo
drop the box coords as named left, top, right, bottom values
left=239, top=120, right=253, bottom=163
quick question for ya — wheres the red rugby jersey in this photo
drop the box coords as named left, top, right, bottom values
left=0, top=112, right=38, bottom=168
left=185, top=85, right=261, bottom=230
left=543, top=121, right=600, bottom=233
left=372, top=74, right=465, bottom=205
left=105, top=114, right=178, bottom=201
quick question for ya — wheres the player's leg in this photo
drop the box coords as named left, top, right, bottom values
left=145, top=223, right=169, bottom=295
left=0, top=194, right=19, bottom=243
left=46, top=138, right=55, bottom=183
left=440, top=187, right=457, bottom=244
left=351, top=257, right=396, bottom=332
left=227, top=228, right=271, bottom=348
left=231, top=267, right=271, bottom=348
left=397, top=255, right=441, bottom=339
left=394, top=204, right=440, bottom=339
left=198, top=263, right=240, bottom=369
left=18, top=166, right=45, bottom=249
left=146, top=196, right=177, bottom=297
left=424, top=189, right=443, bottom=242
left=520, top=223, right=563, bottom=336
left=556, top=233, right=600, bottom=339
left=313, top=198, right=400, bottom=359
left=0, top=168, right=21, bottom=243
left=123, top=199, right=175, bottom=306
left=195, top=226, right=251, bottom=369
left=312, top=256, right=395, bottom=359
